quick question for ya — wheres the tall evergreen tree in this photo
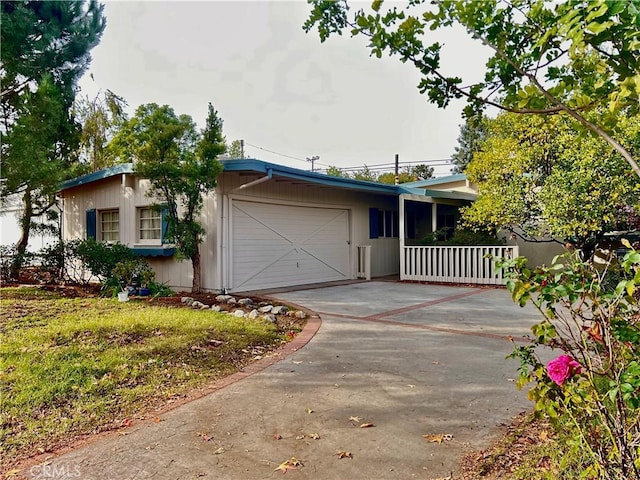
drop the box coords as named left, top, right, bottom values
left=451, top=115, right=488, bottom=174
left=1, top=1, right=105, bottom=275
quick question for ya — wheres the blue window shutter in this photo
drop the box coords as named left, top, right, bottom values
left=369, top=208, right=379, bottom=239
left=86, top=209, right=96, bottom=239
left=161, top=206, right=170, bottom=244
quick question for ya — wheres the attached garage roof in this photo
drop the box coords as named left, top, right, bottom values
left=59, top=159, right=475, bottom=200
left=221, top=159, right=400, bottom=195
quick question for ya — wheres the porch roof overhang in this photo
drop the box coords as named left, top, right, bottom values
left=399, top=190, right=477, bottom=202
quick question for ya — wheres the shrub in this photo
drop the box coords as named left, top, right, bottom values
left=0, top=245, right=16, bottom=283
left=37, top=241, right=65, bottom=283
left=419, top=227, right=504, bottom=246
left=500, top=243, right=640, bottom=479
left=70, top=238, right=136, bottom=280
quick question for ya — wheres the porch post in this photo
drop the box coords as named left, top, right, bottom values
left=432, top=202, right=438, bottom=232
left=399, top=194, right=406, bottom=279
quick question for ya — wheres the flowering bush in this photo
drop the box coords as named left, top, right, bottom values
left=499, top=243, right=640, bottom=479
left=546, top=355, right=582, bottom=386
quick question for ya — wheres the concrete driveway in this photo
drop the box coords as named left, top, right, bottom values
left=26, top=282, right=543, bottom=480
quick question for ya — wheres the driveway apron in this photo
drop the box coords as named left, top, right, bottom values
left=25, top=282, right=542, bottom=480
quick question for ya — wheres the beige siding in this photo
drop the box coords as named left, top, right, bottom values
left=60, top=174, right=219, bottom=292
left=217, top=172, right=399, bottom=287
left=61, top=171, right=400, bottom=293
left=500, top=228, right=565, bottom=268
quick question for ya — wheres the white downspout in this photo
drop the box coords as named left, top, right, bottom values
left=231, top=169, right=272, bottom=192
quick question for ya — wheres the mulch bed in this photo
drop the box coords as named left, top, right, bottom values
left=458, top=412, right=554, bottom=479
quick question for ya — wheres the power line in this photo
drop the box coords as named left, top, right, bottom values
left=240, top=141, right=453, bottom=172
left=244, top=142, right=330, bottom=168
left=338, top=159, right=453, bottom=170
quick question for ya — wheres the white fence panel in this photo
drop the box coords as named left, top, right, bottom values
left=400, top=245, right=518, bottom=285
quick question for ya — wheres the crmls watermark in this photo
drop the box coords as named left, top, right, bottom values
left=29, top=464, right=82, bottom=478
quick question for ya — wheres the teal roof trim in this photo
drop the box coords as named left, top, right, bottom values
left=221, top=159, right=400, bottom=195
left=402, top=173, right=467, bottom=188
left=131, top=246, right=176, bottom=257
left=60, top=163, right=134, bottom=191
left=58, top=159, right=471, bottom=201
left=400, top=185, right=476, bottom=201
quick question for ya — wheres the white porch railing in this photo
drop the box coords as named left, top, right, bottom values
left=400, top=245, right=518, bottom=285
left=357, top=245, right=372, bottom=280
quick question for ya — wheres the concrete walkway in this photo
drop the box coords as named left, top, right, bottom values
left=26, top=282, right=542, bottom=480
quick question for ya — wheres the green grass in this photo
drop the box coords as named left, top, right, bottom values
left=0, top=287, right=288, bottom=467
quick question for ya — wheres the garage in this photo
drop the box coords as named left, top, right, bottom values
left=230, top=200, right=351, bottom=291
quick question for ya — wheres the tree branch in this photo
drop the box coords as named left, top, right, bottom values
left=466, top=26, right=640, bottom=178
left=0, top=79, right=31, bottom=100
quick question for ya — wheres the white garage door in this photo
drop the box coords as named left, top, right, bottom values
left=231, top=200, right=350, bottom=291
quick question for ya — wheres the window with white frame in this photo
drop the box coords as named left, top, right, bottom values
left=369, top=208, right=399, bottom=239
left=100, top=210, right=119, bottom=242
left=138, top=207, right=161, bottom=242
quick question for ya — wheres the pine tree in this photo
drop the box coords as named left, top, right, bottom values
left=1, top=1, right=106, bottom=276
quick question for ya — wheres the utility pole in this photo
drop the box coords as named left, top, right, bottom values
left=394, top=153, right=399, bottom=185
left=307, top=155, right=319, bottom=172
left=240, top=139, right=245, bottom=159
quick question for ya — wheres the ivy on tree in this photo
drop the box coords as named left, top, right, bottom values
left=109, top=103, right=225, bottom=293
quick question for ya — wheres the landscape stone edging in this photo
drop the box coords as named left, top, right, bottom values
left=180, top=295, right=306, bottom=320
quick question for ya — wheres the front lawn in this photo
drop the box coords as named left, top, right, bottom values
left=0, top=287, right=294, bottom=468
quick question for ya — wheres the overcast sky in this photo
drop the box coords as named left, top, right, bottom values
left=78, top=1, right=490, bottom=177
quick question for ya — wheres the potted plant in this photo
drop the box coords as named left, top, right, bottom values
left=137, top=265, right=155, bottom=296
left=111, top=259, right=142, bottom=302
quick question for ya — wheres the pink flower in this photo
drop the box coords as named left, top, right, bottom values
left=546, top=355, right=582, bottom=386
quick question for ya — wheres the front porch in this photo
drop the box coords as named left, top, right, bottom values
left=397, top=194, right=517, bottom=285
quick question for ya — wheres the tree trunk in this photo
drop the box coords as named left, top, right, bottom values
left=10, top=189, right=33, bottom=279
left=191, top=246, right=201, bottom=293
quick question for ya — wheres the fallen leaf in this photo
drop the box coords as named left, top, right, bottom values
left=308, top=433, right=320, bottom=439
left=432, top=361, right=440, bottom=365
left=274, top=457, right=303, bottom=474
left=423, top=433, right=453, bottom=444
left=407, top=384, right=415, bottom=388
left=348, top=416, right=362, bottom=423
left=153, top=417, right=161, bottom=423
left=306, top=408, right=314, bottom=414
left=292, top=361, right=303, bottom=364
left=213, top=447, right=225, bottom=455
left=121, top=418, right=133, bottom=427
left=197, top=432, right=213, bottom=442
left=539, top=430, right=549, bottom=441
left=273, top=434, right=283, bottom=440
left=4, top=468, right=20, bottom=478
left=359, top=423, right=375, bottom=428
left=336, top=451, right=352, bottom=459
left=296, top=434, right=305, bottom=440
